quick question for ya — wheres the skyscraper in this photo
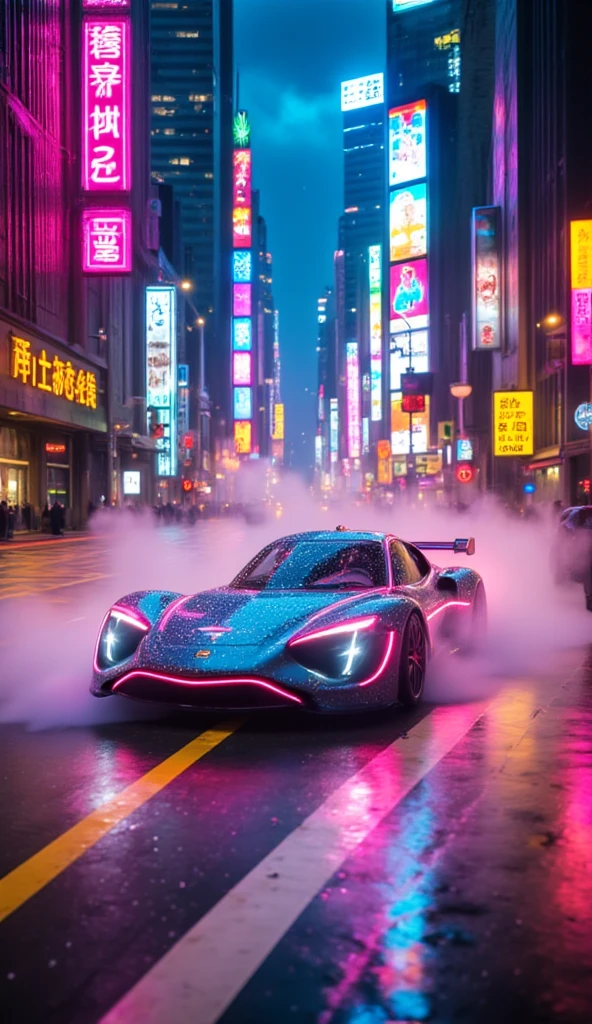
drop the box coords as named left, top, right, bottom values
left=150, top=0, right=234, bottom=432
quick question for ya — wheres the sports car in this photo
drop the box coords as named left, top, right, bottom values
left=91, top=529, right=485, bottom=712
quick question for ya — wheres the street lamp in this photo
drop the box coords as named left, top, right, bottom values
left=181, top=279, right=193, bottom=292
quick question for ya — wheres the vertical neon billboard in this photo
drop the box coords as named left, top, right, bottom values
left=472, top=207, right=501, bottom=350
left=82, top=17, right=131, bottom=191
left=346, top=342, right=361, bottom=459
left=369, top=245, right=382, bottom=422
left=232, top=111, right=253, bottom=453
left=146, top=287, right=177, bottom=477
left=571, top=220, right=592, bottom=365
left=82, top=208, right=131, bottom=272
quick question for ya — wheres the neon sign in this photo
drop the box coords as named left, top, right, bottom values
left=82, top=17, right=131, bottom=192
left=233, top=319, right=252, bottom=351
left=82, top=208, right=131, bottom=272
left=330, top=398, right=339, bottom=463
left=233, top=111, right=251, bottom=148
left=234, top=387, right=252, bottom=420
left=233, top=251, right=252, bottom=283
left=11, top=336, right=98, bottom=409
left=570, top=220, right=592, bottom=365
left=346, top=342, right=361, bottom=459
left=233, top=150, right=252, bottom=248
left=341, top=74, right=384, bottom=112
left=233, top=283, right=252, bottom=318
left=233, top=352, right=252, bottom=387
left=83, top=1, right=130, bottom=7
left=472, top=207, right=501, bottom=350
left=234, top=421, right=252, bottom=454
left=272, top=404, right=285, bottom=441
left=369, top=245, right=383, bottom=422
left=146, top=287, right=177, bottom=477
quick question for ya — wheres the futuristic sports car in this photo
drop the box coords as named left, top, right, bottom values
left=91, top=529, right=485, bottom=712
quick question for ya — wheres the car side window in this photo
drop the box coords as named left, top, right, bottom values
left=390, top=541, right=423, bottom=586
left=403, top=542, right=431, bottom=580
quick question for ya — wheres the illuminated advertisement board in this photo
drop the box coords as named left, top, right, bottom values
left=272, top=403, right=285, bottom=441
left=233, top=250, right=252, bottom=283
left=233, top=352, right=252, bottom=387
left=389, top=100, right=426, bottom=188
left=390, top=259, right=429, bottom=331
left=390, top=331, right=429, bottom=392
left=234, top=387, right=252, bottom=421
left=233, top=283, right=252, bottom=318
left=233, top=319, right=252, bottom=351
left=390, top=183, right=427, bottom=263
left=341, top=74, right=384, bottom=112
left=346, top=341, right=361, bottom=459
left=330, top=398, right=339, bottom=463
left=82, top=17, right=131, bottom=191
left=570, top=220, right=592, bottom=365
left=146, top=287, right=177, bottom=477
left=233, top=149, right=252, bottom=248
left=493, top=391, right=534, bottom=456
left=391, top=396, right=430, bottom=455
left=82, top=208, right=131, bottom=272
left=83, top=0, right=130, bottom=7
left=472, top=207, right=501, bottom=350
left=234, top=421, right=252, bottom=454
left=369, top=244, right=383, bottom=422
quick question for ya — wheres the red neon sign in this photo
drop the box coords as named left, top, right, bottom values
left=456, top=463, right=474, bottom=484
left=82, top=17, right=131, bottom=191
left=401, top=394, right=426, bottom=414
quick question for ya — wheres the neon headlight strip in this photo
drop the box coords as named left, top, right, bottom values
left=110, top=605, right=150, bottom=631
left=289, top=616, right=378, bottom=647
left=112, top=671, right=304, bottom=705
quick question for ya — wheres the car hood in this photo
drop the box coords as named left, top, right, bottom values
left=152, top=587, right=377, bottom=648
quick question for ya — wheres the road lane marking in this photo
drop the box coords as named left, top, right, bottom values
left=0, top=573, right=112, bottom=600
left=0, top=720, right=242, bottom=924
left=100, top=702, right=492, bottom=1024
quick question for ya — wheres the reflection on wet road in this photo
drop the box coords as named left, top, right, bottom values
left=0, top=532, right=591, bottom=1023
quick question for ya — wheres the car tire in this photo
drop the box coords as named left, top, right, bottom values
left=398, top=612, right=427, bottom=707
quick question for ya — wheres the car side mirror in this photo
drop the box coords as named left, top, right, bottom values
left=437, top=575, right=457, bottom=594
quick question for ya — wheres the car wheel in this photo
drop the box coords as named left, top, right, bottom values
left=398, top=612, right=427, bottom=707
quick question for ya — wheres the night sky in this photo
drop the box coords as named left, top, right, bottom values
left=235, top=0, right=384, bottom=471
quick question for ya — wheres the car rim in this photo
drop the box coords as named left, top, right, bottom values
left=408, top=617, right=425, bottom=698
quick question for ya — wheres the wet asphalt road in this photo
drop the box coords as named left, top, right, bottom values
left=0, top=534, right=591, bottom=1024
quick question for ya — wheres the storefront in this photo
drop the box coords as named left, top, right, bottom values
left=0, top=320, right=107, bottom=527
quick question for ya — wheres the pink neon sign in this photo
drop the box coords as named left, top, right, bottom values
left=233, top=283, right=252, bottom=318
left=233, top=352, right=252, bottom=387
left=83, top=1, right=130, bottom=8
left=346, top=341, right=361, bottom=459
left=82, top=208, right=131, bottom=272
left=572, top=289, right=592, bottom=365
left=233, top=150, right=252, bottom=248
left=82, top=17, right=131, bottom=191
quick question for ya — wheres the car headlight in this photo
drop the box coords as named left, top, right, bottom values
left=95, top=605, right=150, bottom=671
left=288, top=616, right=389, bottom=682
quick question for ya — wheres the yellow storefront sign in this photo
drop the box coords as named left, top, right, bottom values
left=11, top=335, right=97, bottom=409
left=571, top=220, right=592, bottom=289
left=272, top=403, right=284, bottom=441
left=493, top=390, right=534, bottom=456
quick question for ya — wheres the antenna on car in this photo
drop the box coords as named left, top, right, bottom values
left=335, top=525, right=349, bottom=532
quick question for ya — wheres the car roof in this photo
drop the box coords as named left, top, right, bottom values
left=272, top=530, right=388, bottom=544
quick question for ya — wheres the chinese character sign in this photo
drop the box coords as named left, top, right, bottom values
left=82, top=17, right=131, bottom=191
left=493, top=391, right=534, bottom=456
left=11, top=336, right=98, bottom=409
left=346, top=342, right=361, bottom=459
left=389, top=100, right=427, bottom=187
left=82, top=208, right=131, bottom=272
left=472, top=207, right=501, bottom=350
left=341, top=74, right=384, bottom=112
left=369, top=245, right=383, bottom=422
left=273, top=404, right=285, bottom=441
left=571, top=220, right=592, bottom=289
left=146, top=287, right=177, bottom=477
left=570, top=220, right=592, bottom=365
left=233, top=150, right=252, bottom=248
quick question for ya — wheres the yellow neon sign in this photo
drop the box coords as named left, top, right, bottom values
left=11, top=336, right=98, bottom=410
left=493, top=391, right=534, bottom=456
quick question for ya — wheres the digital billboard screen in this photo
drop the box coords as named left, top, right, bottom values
left=369, top=244, right=382, bottom=422
left=389, top=100, right=427, bottom=188
left=346, top=342, right=361, bottom=459
left=390, top=183, right=427, bottom=263
left=233, top=318, right=252, bottom=351
left=390, top=259, right=429, bottom=331
left=234, top=420, right=252, bottom=455
left=233, top=352, right=252, bottom=387
left=390, top=331, right=429, bottom=392
left=391, top=396, right=430, bottom=455
left=233, top=150, right=252, bottom=248
left=472, top=207, right=501, bottom=350
left=146, top=286, right=177, bottom=478
left=393, top=0, right=435, bottom=10
left=233, top=283, right=252, bottom=318
left=234, top=386, right=252, bottom=421
left=233, top=250, right=252, bottom=283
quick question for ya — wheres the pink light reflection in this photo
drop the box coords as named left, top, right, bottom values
left=112, top=670, right=304, bottom=705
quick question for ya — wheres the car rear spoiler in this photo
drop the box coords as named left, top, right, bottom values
left=413, top=538, right=475, bottom=556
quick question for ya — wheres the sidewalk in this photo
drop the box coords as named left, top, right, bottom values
left=0, top=532, right=91, bottom=552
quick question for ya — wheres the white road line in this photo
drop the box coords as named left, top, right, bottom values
left=100, top=702, right=491, bottom=1024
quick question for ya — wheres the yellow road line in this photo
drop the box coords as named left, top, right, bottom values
left=0, top=720, right=243, bottom=924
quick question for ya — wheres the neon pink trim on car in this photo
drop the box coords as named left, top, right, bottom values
left=359, top=631, right=396, bottom=687
left=289, top=616, right=378, bottom=646
left=426, top=600, right=471, bottom=621
left=109, top=605, right=150, bottom=631
left=158, top=595, right=189, bottom=631
left=111, top=670, right=304, bottom=705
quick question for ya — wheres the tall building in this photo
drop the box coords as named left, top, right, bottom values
left=388, top=0, right=463, bottom=98
left=339, top=74, right=386, bottom=481
left=0, top=0, right=156, bottom=523
left=150, top=0, right=234, bottom=437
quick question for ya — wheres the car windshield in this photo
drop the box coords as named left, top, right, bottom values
left=231, top=539, right=387, bottom=591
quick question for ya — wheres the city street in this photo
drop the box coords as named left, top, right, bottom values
left=1, top=531, right=591, bottom=1023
